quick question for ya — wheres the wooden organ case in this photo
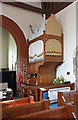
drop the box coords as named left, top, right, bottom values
left=27, top=14, right=63, bottom=87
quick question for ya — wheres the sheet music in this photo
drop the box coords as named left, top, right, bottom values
left=40, top=88, right=46, bottom=91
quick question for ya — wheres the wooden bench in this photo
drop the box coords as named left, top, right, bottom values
left=58, top=90, right=78, bottom=119
left=15, top=105, right=74, bottom=119
left=64, top=92, right=78, bottom=119
left=1, top=96, right=34, bottom=109
left=74, top=92, right=78, bottom=119
left=14, top=91, right=77, bottom=119
left=21, top=83, right=75, bottom=101
left=2, top=99, right=50, bottom=119
left=58, top=90, right=75, bottom=107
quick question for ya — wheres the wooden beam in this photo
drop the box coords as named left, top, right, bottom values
left=2, top=2, right=47, bottom=14
left=28, top=33, right=62, bottom=46
left=47, top=2, right=72, bottom=14
left=41, top=2, right=73, bottom=19
left=28, top=34, right=44, bottom=46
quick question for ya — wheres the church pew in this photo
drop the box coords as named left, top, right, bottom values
left=58, top=90, right=78, bottom=119
left=1, top=96, right=34, bottom=109
left=74, top=92, right=78, bottom=119
left=58, top=90, right=75, bottom=107
left=64, top=92, right=78, bottom=119
left=15, top=91, right=76, bottom=119
left=2, top=99, right=50, bottom=119
left=15, top=105, right=74, bottom=119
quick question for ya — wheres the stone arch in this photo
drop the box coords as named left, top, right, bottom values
left=0, top=15, right=27, bottom=90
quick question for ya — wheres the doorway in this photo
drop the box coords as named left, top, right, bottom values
left=0, top=15, right=27, bottom=93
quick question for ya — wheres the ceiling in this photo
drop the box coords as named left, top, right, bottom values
left=41, top=2, right=74, bottom=18
left=1, top=1, right=75, bottom=19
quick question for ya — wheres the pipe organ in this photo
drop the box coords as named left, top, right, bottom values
left=27, top=14, right=63, bottom=86
left=45, top=39, right=62, bottom=56
left=45, top=14, right=62, bottom=57
left=29, top=40, right=44, bottom=63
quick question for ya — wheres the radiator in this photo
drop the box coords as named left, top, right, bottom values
left=48, top=87, right=70, bottom=103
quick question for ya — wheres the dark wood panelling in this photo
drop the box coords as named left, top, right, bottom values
left=38, top=62, right=60, bottom=86
left=27, top=61, right=44, bottom=74
left=27, top=62, right=62, bottom=86
left=41, top=2, right=74, bottom=19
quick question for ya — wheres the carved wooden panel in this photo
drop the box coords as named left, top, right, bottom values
left=38, top=62, right=61, bottom=86
left=27, top=61, right=44, bottom=74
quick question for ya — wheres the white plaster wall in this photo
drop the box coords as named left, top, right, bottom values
left=0, top=2, right=42, bottom=70
left=26, top=2, right=41, bottom=8
left=0, top=26, right=17, bottom=70
left=8, top=33, right=17, bottom=71
left=56, top=3, right=76, bottom=83
left=76, top=1, right=78, bottom=89
left=76, top=2, right=78, bottom=47
left=0, top=3, right=2, bottom=72
left=0, top=2, right=42, bottom=39
left=0, top=27, right=2, bottom=70
left=1, top=27, right=9, bottom=68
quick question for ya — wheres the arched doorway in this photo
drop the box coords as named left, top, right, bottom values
left=0, top=15, right=27, bottom=91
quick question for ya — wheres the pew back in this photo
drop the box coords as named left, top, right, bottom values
left=74, top=92, right=78, bottom=119
left=1, top=96, right=34, bottom=109
left=15, top=106, right=74, bottom=119
left=2, top=99, right=50, bottom=119
left=58, top=90, right=75, bottom=106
